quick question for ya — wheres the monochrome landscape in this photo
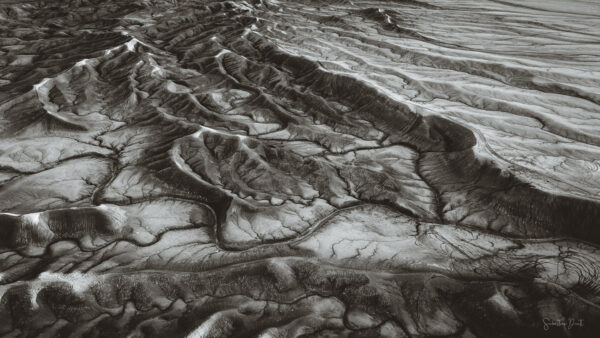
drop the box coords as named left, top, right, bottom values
left=1, top=0, right=600, bottom=337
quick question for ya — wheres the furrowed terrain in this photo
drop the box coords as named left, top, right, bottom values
left=1, top=0, right=600, bottom=337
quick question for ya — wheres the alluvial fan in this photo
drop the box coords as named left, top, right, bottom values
left=1, top=0, right=600, bottom=337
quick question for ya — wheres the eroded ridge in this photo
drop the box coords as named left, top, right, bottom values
left=1, top=0, right=599, bottom=337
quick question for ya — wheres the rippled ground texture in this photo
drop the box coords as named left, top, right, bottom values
left=1, top=0, right=600, bottom=337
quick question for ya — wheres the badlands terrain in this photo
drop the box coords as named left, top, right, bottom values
left=1, top=0, right=600, bottom=337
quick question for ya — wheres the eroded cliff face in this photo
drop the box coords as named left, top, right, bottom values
left=1, top=0, right=599, bottom=337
